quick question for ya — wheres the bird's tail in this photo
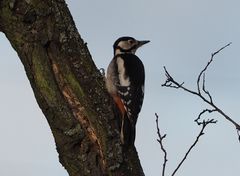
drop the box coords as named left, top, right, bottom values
left=120, top=113, right=136, bottom=146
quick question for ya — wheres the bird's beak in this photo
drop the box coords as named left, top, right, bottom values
left=137, top=40, right=150, bottom=48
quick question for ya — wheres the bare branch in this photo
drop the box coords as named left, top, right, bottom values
left=155, top=113, right=168, bottom=176
left=202, top=73, right=213, bottom=103
left=195, top=109, right=217, bottom=125
left=237, top=130, right=240, bottom=142
left=159, top=43, right=237, bottom=176
left=162, top=67, right=182, bottom=89
left=162, top=43, right=240, bottom=138
left=162, top=67, right=197, bottom=96
left=171, top=119, right=216, bottom=176
left=197, top=42, right=232, bottom=94
left=155, top=111, right=216, bottom=176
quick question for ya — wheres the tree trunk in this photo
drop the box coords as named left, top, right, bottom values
left=0, top=0, right=144, bottom=175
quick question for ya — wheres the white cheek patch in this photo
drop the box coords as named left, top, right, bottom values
left=118, top=41, right=127, bottom=49
left=117, top=57, right=130, bottom=86
left=115, top=41, right=137, bottom=55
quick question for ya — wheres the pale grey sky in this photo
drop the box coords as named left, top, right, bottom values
left=1, top=0, right=240, bottom=176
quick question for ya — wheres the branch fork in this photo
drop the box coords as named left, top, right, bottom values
left=157, top=42, right=240, bottom=176
left=162, top=42, right=240, bottom=136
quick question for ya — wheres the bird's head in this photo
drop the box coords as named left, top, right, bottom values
left=113, top=36, right=150, bottom=55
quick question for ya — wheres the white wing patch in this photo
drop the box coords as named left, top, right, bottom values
left=117, top=57, right=131, bottom=86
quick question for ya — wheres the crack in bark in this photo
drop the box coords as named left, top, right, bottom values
left=49, top=53, right=107, bottom=174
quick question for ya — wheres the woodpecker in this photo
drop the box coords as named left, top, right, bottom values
left=106, top=36, right=149, bottom=145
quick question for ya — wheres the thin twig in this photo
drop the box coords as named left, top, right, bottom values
left=155, top=113, right=168, bottom=176
left=162, top=67, right=199, bottom=96
left=237, top=130, right=240, bottom=141
left=171, top=119, right=217, bottom=176
left=202, top=73, right=213, bottom=103
left=197, top=42, right=232, bottom=94
left=195, top=109, right=217, bottom=125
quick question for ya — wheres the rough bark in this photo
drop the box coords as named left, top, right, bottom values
left=0, top=0, right=144, bottom=176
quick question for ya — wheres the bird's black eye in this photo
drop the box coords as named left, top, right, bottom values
left=128, top=39, right=134, bottom=44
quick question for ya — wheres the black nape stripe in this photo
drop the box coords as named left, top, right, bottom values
left=116, top=45, right=137, bottom=53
